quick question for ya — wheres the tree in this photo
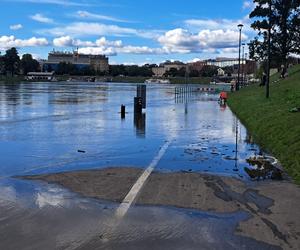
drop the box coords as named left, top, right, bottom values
left=0, top=54, right=5, bottom=75
left=199, top=65, right=218, bottom=77
left=20, top=54, right=40, bottom=74
left=4, top=47, right=20, bottom=76
left=189, top=70, right=200, bottom=77
left=165, top=68, right=179, bottom=77
left=249, top=0, right=300, bottom=69
left=222, top=66, right=234, bottom=76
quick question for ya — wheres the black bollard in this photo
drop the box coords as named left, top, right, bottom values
left=134, top=97, right=142, bottom=114
left=121, top=105, right=126, bottom=119
left=137, top=85, right=146, bottom=109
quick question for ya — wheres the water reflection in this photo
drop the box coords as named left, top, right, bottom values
left=0, top=82, right=262, bottom=179
left=36, top=187, right=69, bottom=208
left=0, top=178, right=279, bottom=250
left=134, top=112, right=146, bottom=138
left=234, top=117, right=239, bottom=172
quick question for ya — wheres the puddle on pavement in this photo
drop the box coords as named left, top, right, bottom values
left=0, top=178, right=280, bottom=250
left=0, top=82, right=272, bottom=179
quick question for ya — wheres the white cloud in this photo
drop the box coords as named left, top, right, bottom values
left=77, top=45, right=169, bottom=56
left=187, top=58, right=202, bottom=63
left=77, top=44, right=167, bottom=56
left=9, top=0, right=91, bottom=7
left=51, top=27, right=248, bottom=57
left=158, top=29, right=199, bottom=53
left=0, top=35, right=49, bottom=50
left=39, top=22, right=163, bottom=39
left=243, top=1, right=251, bottom=9
left=95, top=37, right=123, bottom=47
left=78, top=47, right=117, bottom=56
left=118, top=46, right=166, bottom=55
left=30, top=13, right=54, bottom=24
left=52, top=36, right=123, bottom=48
left=53, top=36, right=74, bottom=47
left=52, top=36, right=167, bottom=56
left=158, top=28, right=248, bottom=53
left=43, top=22, right=137, bottom=37
left=222, top=48, right=239, bottom=53
left=9, top=24, right=23, bottom=30
left=242, top=1, right=255, bottom=10
left=76, top=10, right=128, bottom=23
left=184, top=17, right=252, bottom=33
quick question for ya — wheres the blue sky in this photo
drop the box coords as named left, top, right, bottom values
left=0, top=0, right=256, bottom=64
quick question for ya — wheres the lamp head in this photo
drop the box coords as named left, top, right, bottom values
left=238, top=24, right=244, bottom=31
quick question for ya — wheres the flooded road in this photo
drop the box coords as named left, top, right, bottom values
left=0, top=178, right=282, bottom=250
left=0, top=82, right=260, bottom=177
left=0, top=82, right=299, bottom=250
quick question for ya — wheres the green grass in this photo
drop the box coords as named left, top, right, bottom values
left=228, top=65, right=300, bottom=184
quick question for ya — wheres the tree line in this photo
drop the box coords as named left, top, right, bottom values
left=0, top=47, right=40, bottom=76
left=163, top=65, right=220, bottom=77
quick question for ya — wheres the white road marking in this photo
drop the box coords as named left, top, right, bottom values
left=115, top=140, right=172, bottom=219
left=64, top=140, right=172, bottom=247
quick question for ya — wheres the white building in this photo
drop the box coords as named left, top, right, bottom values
left=217, top=68, right=225, bottom=76
left=207, top=57, right=246, bottom=67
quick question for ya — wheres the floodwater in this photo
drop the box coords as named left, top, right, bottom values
left=0, top=82, right=261, bottom=178
left=0, top=178, right=280, bottom=250
left=0, top=81, right=280, bottom=250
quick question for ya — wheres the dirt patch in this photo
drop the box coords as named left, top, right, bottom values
left=20, top=167, right=143, bottom=203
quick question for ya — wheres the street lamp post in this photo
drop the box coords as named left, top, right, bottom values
left=266, top=0, right=272, bottom=98
left=236, top=24, right=244, bottom=91
left=241, top=43, right=245, bottom=87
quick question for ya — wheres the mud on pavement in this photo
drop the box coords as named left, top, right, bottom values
left=20, top=167, right=300, bottom=249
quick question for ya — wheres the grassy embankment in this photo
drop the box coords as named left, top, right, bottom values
left=228, top=65, right=300, bottom=184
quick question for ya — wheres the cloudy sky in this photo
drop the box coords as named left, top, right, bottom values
left=0, top=0, right=256, bottom=64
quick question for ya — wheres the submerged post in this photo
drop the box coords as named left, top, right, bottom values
left=134, top=97, right=142, bottom=114
left=121, top=105, right=126, bottom=119
left=136, top=85, right=146, bottom=109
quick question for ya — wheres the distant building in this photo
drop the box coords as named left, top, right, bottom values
left=187, top=60, right=207, bottom=72
left=151, top=61, right=186, bottom=77
left=243, top=60, right=258, bottom=74
left=207, top=57, right=246, bottom=68
left=43, top=50, right=109, bottom=73
left=150, top=57, right=256, bottom=78
left=162, top=61, right=185, bottom=71
left=217, top=68, right=225, bottom=76
left=152, top=67, right=166, bottom=77
left=27, top=71, right=55, bottom=81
